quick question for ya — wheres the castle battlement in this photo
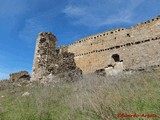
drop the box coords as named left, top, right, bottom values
left=69, top=28, right=126, bottom=46
left=132, top=16, right=160, bottom=28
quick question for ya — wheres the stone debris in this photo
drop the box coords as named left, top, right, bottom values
left=12, top=83, right=22, bottom=87
left=0, top=79, right=11, bottom=90
left=10, top=71, right=30, bottom=82
left=22, top=92, right=30, bottom=97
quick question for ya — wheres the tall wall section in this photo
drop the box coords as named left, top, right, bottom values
left=31, top=32, right=57, bottom=81
left=67, top=16, right=160, bottom=73
left=31, top=32, right=82, bottom=82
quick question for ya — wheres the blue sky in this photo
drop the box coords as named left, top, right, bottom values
left=0, top=0, right=160, bottom=79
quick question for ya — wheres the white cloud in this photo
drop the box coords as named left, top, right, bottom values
left=63, top=5, right=86, bottom=17
left=17, top=0, right=64, bottom=43
left=99, top=11, right=132, bottom=26
left=0, top=0, right=64, bottom=43
left=63, top=0, right=145, bottom=27
left=18, top=17, right=47, bottom=43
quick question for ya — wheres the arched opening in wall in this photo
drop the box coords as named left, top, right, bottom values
left=112, top=54, right=120, bottom=62
left=110, top=54, right=124, bottom=71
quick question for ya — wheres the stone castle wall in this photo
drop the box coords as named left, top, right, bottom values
left=31, top=16, right=160, bottom=79
left=67, top=16, right=160, bottom=73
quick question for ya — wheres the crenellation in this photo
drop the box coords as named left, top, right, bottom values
left=68, top=28, right=126, bottom=47
left=132, top=16, right=160, bottom=29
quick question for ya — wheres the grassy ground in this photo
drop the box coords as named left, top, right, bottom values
left=0, top=69, right=160, bottom=120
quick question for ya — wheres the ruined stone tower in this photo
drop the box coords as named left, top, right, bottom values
left=31, top=32, right=82, bottom=82
left=31, top=32, right=57, bottom=81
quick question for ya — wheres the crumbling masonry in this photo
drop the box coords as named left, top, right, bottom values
left=31, top=32, right=82, bottom=81
left=10, top=71, right=30, bottom=82
left=31, top=16, right=160, bottom=80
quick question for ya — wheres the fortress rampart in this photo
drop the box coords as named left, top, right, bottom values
left=67, top=16, right=160, bottom=73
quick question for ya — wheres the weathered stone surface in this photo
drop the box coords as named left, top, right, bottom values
left=22, top=92, right=30, bottom=97
left=31, top=32, right=57, bottom=81
left=67, top=16, right=160, bottom=73
left=10, top=71, right=30, bottom=82
left=47, top=51, right=83, bottom=81
left=31, top=32, right=82, bottom=82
